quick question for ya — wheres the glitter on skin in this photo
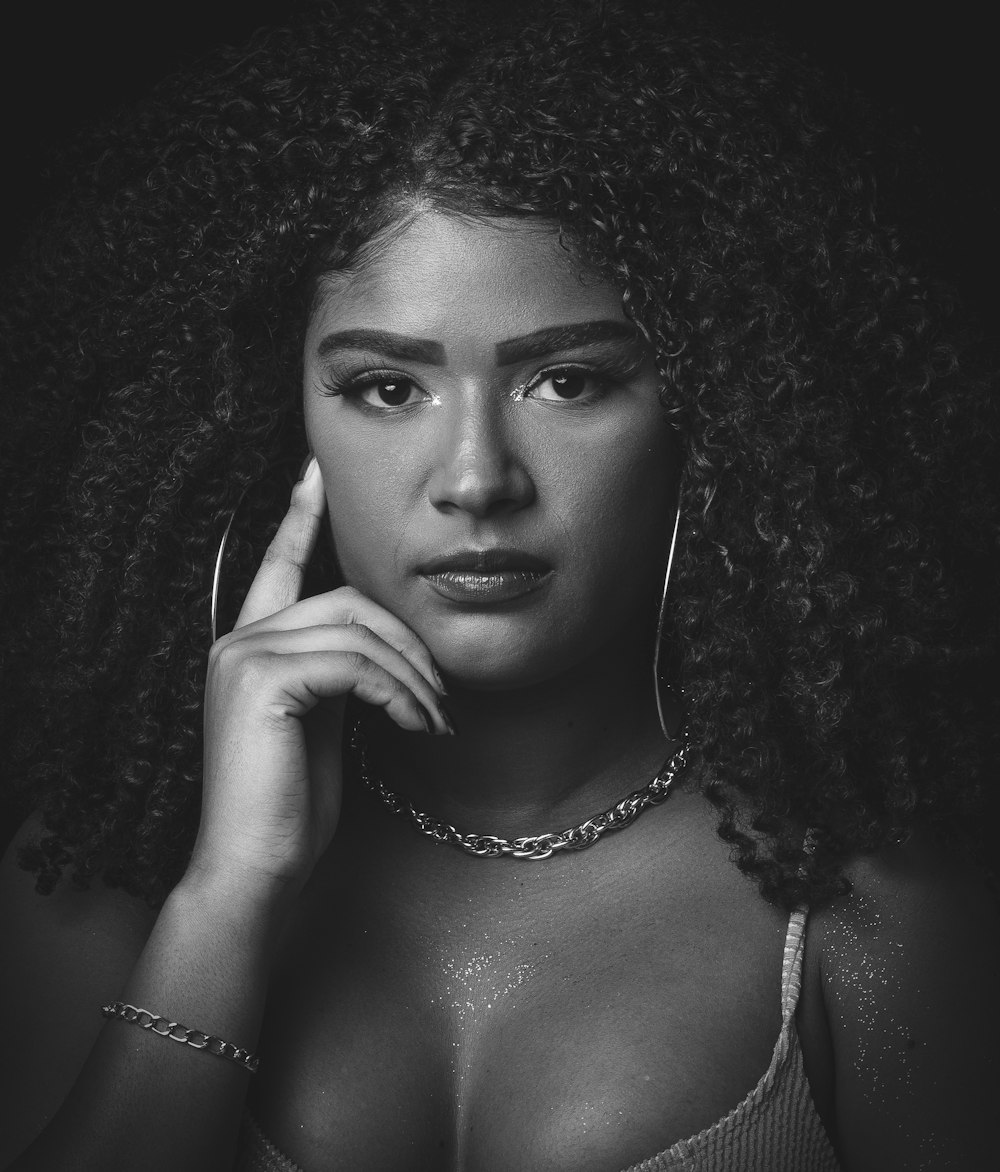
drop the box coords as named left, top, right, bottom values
left=428, top=923, right=549, bottom=1166
left=573, top=1101, right=628, bottom=1135
left=429, top=918, right=546, bottom=1081
left=431, top=953, right=536, bottom=1020
left=823, top=894, right=947, bottom=1167
left=426, top=946, right=539, bottom=1073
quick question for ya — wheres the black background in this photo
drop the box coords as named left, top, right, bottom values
left=0, top=0, right=997, bottom=321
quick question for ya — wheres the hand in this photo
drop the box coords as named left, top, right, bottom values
left=187, top=457, right=449, bottom=900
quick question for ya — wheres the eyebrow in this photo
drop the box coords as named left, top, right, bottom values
left=494, top=320, right=641, bottom=365
left=315, top=320, right=642, bottom=367
left=316, top=329, right=445, bottom=365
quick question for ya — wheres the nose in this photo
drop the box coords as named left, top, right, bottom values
left=426, top=392, right=535, bottom=519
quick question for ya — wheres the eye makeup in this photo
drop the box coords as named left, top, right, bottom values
left=318, top=367, right=433, bottom=408
left=509, top=349, right=649, bottom=402
left=316, top=344, right=650, bottom=410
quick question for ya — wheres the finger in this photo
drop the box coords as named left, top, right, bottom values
left=235, top=586, right=445, bottom=698
left=235, top=457, right=326, bottom=629
left=234, top=624, right=451, bottom=734
left=263, top=649, right=440, bottom=735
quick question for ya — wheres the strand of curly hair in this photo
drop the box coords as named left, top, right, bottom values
left=1, top=0, right=996, bottom=908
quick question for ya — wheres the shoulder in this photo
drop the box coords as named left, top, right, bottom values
left=0, top=812, right=157, bottom=965
left=0, top=813, right=158, bottom=1165
left=807, top=831, right=999, bottom=1171
left=812, top=831, right=999, bottom=1002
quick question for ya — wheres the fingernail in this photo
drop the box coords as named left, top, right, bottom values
left=431, top=660, right=448, bottom=695
left=418, top=705, right=434, bottom=735
left=438, top=703, right=457, bottom=736
left=297, top=454, right=315, bottom=482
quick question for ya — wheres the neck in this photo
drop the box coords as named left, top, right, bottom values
left=364, top=632, right=683, bottom=839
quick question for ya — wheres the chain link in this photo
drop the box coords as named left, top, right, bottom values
left=101, top=1001, right=260, bottom=1073
left=354, top=729, right=688, bottom=859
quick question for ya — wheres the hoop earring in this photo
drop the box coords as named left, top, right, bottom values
left=210, top=501, right=241, bottom=644
left=653, top=499, right=683, bottom=742
left=210, top=460, right=298, bottom=643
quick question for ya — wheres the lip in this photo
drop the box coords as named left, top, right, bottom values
left=417, top=548, right=553, bottom=604
left=418, top=548, right=551, bottom=574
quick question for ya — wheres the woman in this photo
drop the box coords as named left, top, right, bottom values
left=0, top=1, right=997, bottom=1169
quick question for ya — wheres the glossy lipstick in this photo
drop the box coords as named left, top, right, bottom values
left=418, top=548, right=552, bottom=604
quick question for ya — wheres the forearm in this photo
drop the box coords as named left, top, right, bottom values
left=8, top=874, right=289, bottom=1172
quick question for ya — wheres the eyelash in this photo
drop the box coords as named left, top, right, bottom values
left=319, top=357, right=639, bottom=408
left=514, top=364, right=616, bottom=403
left=318, top=368, right=417, bottom=405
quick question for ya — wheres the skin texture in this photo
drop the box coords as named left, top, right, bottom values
left=799, top=836, right=1000, bottom=1170
left=304, top=210, right=683, bottom=833
left=305, top=210, right=679, bottom=690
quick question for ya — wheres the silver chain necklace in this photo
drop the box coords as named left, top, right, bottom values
left=352, top=726, right=689, bottom=860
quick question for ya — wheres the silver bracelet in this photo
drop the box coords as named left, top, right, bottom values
left=101, top=1001, right=260, bottom=1074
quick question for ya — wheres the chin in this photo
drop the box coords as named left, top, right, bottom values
left=440, top=664, right=548, bottom=693
left=423, top=622, right=587, bottom=693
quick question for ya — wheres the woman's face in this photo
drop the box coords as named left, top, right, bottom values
left=303, top=210, right=679, bottom=688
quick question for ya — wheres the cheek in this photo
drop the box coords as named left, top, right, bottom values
left=313, top=446, right=408, bottom=586
left=558, top=427, right=677, bottom=564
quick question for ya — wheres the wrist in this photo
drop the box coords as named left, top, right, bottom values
left=171, top=861, right=299, bottom=942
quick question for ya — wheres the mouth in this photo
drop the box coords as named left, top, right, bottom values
left=417, top=548, right=553, bottom=605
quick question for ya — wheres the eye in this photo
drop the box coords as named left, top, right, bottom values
left=320, top=369, right=432, bottom=409
left=357, top=377, right=426, bottom=408
left=524, top=367, right=605, bottom=403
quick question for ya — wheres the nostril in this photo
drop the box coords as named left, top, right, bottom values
left=427, top=421, right=535, bottom=517
left=430, top=469, right=533, bottom=518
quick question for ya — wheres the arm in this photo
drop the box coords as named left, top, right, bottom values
left=1, top=460, right=449, bottom=1171
left=814, top=833, right=1000, bottom=1170
left=0, top=818, right=288, bottom=1172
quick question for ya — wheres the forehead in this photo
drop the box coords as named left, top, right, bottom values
left=307, top=211, right=627, bottom=347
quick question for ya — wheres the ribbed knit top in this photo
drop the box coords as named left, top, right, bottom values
left=236, top=907, right=842, bottom=1172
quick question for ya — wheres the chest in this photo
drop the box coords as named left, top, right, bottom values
left=248, top=811, right=790, bottom=1171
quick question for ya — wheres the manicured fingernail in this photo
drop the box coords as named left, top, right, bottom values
left=438, top=704, right=457, bottom=736
left=431, top=661, right=448, bottom=695
left=297, top=454, right=313, bottom=481
left=418, top=705, right=434, bottom=735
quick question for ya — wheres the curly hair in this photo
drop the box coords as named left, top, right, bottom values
left=1, top=0, right=996, bottom=909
